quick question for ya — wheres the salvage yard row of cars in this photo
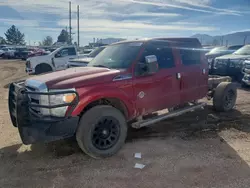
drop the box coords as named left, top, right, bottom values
left=0, top=45, right=55, bottom=60
left=2, top=41, right=250, bottom=86
left=206, top=44, right=250, bottom=86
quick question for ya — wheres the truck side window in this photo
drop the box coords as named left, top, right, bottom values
left=68, top=47, right=77, bottom=55
left=57, top=49, right=69, bottom=57
left=140, top=41, right=175, bottom=69
left=179, top=44, right=201, bottom=65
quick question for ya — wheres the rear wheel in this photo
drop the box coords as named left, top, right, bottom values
left=213, top=82, right=237, bottom=112
left=76, top=105, right=127, bottom=159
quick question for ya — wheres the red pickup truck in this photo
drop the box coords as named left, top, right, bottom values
left=9, top=38, right=237, bottom=158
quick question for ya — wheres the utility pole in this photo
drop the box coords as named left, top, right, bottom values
left=77, top=5, right=80, bottom=47
left=244, top=36, right=248, bottom=45
left=69, top=1, right=72, bottom=45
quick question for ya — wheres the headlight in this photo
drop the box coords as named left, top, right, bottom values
left=26, top=60, right=31, bottom=68
left=230, top=59, right=245, bottom=68
left=214, top=59, right=227, bottom=69
left=207, top=58, right=213, bottom=63
left=40, top=89, right=77, bottom=117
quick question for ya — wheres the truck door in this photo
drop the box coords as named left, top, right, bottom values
left=176, top=41, right=207, bottom=103
left=133, top=41, right=180, bottom=115
left=53, top=47, right=77, bottom=70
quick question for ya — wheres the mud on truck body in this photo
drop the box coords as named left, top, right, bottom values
left=9, top=38, right=237, bottom=158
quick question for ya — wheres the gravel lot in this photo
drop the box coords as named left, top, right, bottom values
left=1, top=59, right=250, bottom=188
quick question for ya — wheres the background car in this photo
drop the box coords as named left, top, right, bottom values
left=14, top=47, right=29, bottom=59
left=1, top=47, right=16, bottom=59
left=213, top=45, right=250, bottom=81
left=206, top=45, right=243, bottom=74
left=27, top=48, right=50, bottom=60
left=67, top=46, right=106, bottom=68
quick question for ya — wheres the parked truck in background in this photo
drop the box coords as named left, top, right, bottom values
left=9, top=38, right=237, bottom=159
left=25, top=46, right=80, bottom=74
left=67, top=46, right=106, bottom=68
left=213, top=45, right=250, bottom=81
left=205, top=45, right=243, bottom=74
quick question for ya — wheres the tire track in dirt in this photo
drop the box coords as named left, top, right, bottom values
left=0, top=60, right=30, bottom=89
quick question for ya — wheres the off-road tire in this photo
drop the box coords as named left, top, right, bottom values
left=213, top=82, right=237, bottom=112
left=35, top=64, right=52, bottom=75
left=76, top=105, right=127, bottom=159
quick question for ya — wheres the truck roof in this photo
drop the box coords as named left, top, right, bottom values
left=111, top=38, right=201, bottom=46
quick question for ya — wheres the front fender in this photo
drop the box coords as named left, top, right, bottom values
left=72, top=86, right=135, bottom=119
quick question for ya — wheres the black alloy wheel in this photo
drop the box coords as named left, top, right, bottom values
left=92, top=116, right=120, bottom=150
left=223, top=89, right=235, bottom=110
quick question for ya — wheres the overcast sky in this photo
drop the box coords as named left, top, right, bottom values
left=0, top=0, right=249, bottom=45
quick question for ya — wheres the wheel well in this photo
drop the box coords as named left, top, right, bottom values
left=35, top=63, right=52, bottom=70
left=81, top=98, right=128, bottom=119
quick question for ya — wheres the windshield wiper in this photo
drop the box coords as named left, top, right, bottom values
left=93, top=65, right=109, bottom=68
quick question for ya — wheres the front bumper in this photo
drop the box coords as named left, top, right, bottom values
left=25, top=67, right=35, bottom=74
left=212, top=66, right=242, bottom=76
left=242, top=74, right=250, bottom=86
left=8, top=82, right=79, bottom=144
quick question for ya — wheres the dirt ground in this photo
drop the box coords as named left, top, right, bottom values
left=1, top=59, right=250, bottom=188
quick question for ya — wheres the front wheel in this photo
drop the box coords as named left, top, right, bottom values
left=76, top=105, right=127, bottom=159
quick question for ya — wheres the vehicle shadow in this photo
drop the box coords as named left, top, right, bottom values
left=127, top=105, right=250, bottom=142
left=1, top=105, right=250, bottom=158
left=1, top=105, right=250, bottom=187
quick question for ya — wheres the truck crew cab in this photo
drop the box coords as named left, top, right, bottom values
left=9, top=38, right=237, bottom=158
left=26, top=46, right=79, bottom=74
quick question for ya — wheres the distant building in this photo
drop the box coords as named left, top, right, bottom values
left=97, top=38, right=126, bottom=45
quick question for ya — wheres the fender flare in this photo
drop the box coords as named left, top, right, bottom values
left=34, top=62, right=53, bottom=71
left=72, top=86, right=135, bottom=119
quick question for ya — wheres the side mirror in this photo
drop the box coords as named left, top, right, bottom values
left=136, top=55, right=159, bottom=76
left=145, top=55, right=158, bottom=74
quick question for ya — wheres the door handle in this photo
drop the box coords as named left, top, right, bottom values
left=202, top=69, right=206, bottom=74
left=176, top=73, right=181, bottom=80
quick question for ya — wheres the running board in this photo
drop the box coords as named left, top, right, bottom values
left=131, top=103, right=207, bottom=129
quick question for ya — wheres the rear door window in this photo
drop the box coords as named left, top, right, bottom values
left=177, top=42, right=201, bottom=65
left=68, top=47, right=77, bottom=55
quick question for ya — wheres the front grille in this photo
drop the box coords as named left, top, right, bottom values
left=244, top=75, right=250, bottom=80
left=25, top=85, right=40, bottom=113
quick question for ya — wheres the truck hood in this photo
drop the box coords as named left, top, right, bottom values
left=70, top=57, right=93, bottom=63
left=28, top=67, right=122, bottom=89
left=27, top=54, right=50, bottom=62
left=215, top=54, right=250, bottom=60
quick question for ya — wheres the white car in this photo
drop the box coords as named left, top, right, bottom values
left=26, top=46, right=81, bottom=74
left=67, top=46, right=106, bottom=68
left=0, top=47, right=16, bottom=58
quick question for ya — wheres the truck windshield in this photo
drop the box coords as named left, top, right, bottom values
left=233, top=45, right=250, bottom=55
left=88, top=42, right=143, bottom=69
